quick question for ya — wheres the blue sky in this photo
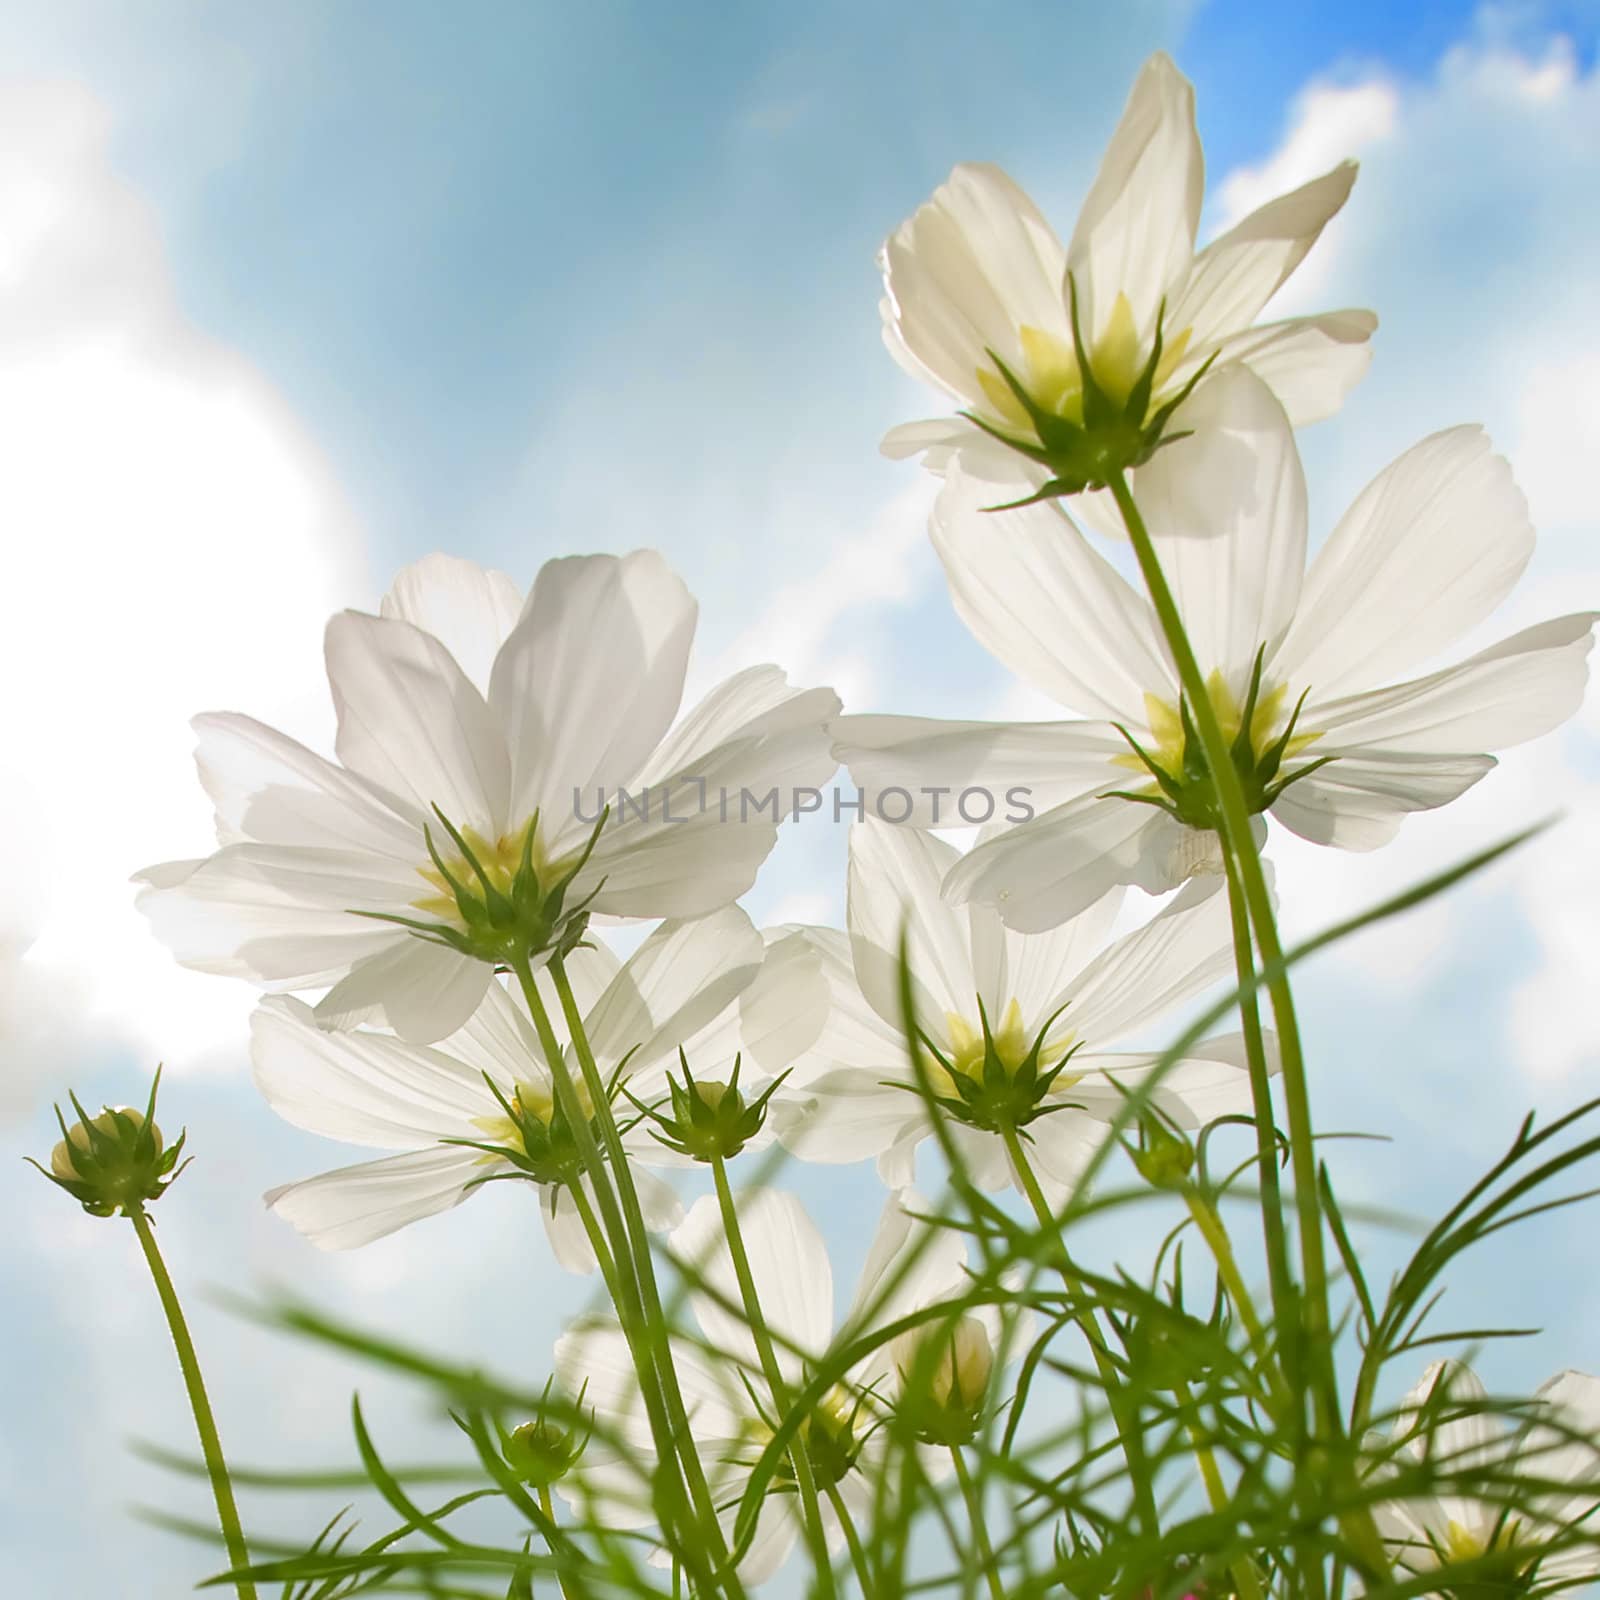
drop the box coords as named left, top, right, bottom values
left=2, top=2, right=1599, bottom=1593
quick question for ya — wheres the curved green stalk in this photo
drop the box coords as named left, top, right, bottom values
left=708, top=1153, right=837, bottom=1598
left=1000, top=1123, right=1159, bottom=1535
left=1105, top=469, right=1329, bottom=1369
left=509, top=955, right=735, bottom=1600
left=1171, top=1378, right=1264, bottom=1600
left=128, top=1206, right=257, bottom=1600
left=948, top=1444, right=1006, bottom=1600
left=544, top=955, right=751, bottom=1599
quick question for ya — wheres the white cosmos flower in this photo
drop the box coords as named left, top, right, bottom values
left=254, top=907, right=771, bottom=1264
left=137, top=552, right=840, bottom=1042
left=838, top=368, right=1597, bottom=931
left=1371, top=1360, right=1600, bottom=1586
left=759, top=819, right=1261, bottom=1201
left=554, top=1187, right=973, bottom=1584
left=879, top=52, right=1374, bottom=497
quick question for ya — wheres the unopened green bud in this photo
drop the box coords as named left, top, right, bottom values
left=636, top=1052, right=786, bottom=1164
left=34, top=1073, right=187, bottom=1217
left=503, top=1417, right=587, bottom=1488
left=893, top=1315, right=995, bottom=1445
left=1130, top=1116, right=1194, bottom=1190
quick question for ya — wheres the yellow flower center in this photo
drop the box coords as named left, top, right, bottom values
left=1111, top=670, right=1322, bottom=784
left=413, top=816, right=545, bottom=919
left=975, top=292, right=1193, bottom=432
left=471, top=1080, right=591, bottom=1160
left=933, top=998, right=1080, bottom=1093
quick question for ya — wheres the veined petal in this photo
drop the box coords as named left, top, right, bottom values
left=325, top=609, right=510, bottom=837
left=583, top=907, right=764, bottom=1078
left=1275, top=426, right=1533, bottom=698
left=1199, top=308, right=1376, bottom=425
left=997, top=885, right=1126, bottom=1028
left=1174, top=163, right=1357, bottom=346
left=380, top=553, right=525, bottom=696
left=1059, top=877, right=1232, bottom=1047
left=847, top=820, right=975, bottom=1033
left=264, top=1146, right=485, bottom=1250
left=250, top=995, right=490, bottom=1148
left=833, top=713, right=1127, bottom=826
left=192, top=712, right=420, bottom=856
left=844, top=1188, right=970, bottom=1391
left=134, top=843, right=417, bottom=986
left=1065, top=52, right=1202, bottom=344
left=1309, top=613, right=1597, bottom=754
left=1137, top=366, right=1307, bottom=681
left=773, top=1075, right=925, bottom=1166
left=759, top=927, right=910, bottom=1091
left=670, top=1189, right=833, bottom=1380
left=574, top=670, right=841, bottom=918
left=880, top=162, right=1069, bottom=408
left=1063, top=1034, right=1266, bottom=1128
left=313, top=938, right=492, bottom=1044
left=1269, top=753, right=1495, bottom=850
left=932, top=467, right=1170, bottom=720
left=489, top=551, right=697, bottom=828
left=944, top=793, right=1194, bottom=932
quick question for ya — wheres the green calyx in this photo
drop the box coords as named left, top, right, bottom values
left=913, top=997, right=1081, bottom=1135
left=32, top=1068, right=189, bottom=1218
left=631, top=1051, right=789, bottom=1163
left=964, top=277, right=1214, bottom=507
left=893, top=1315, right=995, bottom=1446
left=1108, top=648, right=1335, bottom=832
left=497, top=1380, right=591, bottom=1489
left=1126, top=1109, right=1196, bottom=1192
left=356, top=805, right=608, bottom=970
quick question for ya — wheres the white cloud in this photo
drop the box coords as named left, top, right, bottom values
left=0, top=81, right=365, bottom=1112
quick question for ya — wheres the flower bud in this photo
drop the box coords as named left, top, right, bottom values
left=893, top=1315, right=995, bottom=1444
left=1129, top=1113, right=1195, bottom=1191
left=502, top=1417, right=587, bottom=1488
left=33, top=1074, right=187, bottom=1217
left=636, top=1051, right=785, bottom=1163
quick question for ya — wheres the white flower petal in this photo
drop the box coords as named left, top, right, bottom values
left=265, top=1146, right=485, bottom=1250
left=1066, top=52, right=1202, bottom=343
left=325, top=609, right=510, bottom=836
left=584, top=907, right=764, bottom=1077
left=1174, top=163, right=1358, bottom=347
left=832, top=713, right=1126, bottom=825
left=379, top=553, right=525, bottom=695
left=134, top=844, right=414, bottom=986
left=844, top=1189, right=969, bottom=1391
left=670, top=1189, right=833, bottom=1376
left=191, top=712, right=420, bottom=856
left=944, top=793, right=1191, bottom=932
left=1276, top=426, right=1533, bottom=699
left=1201, top=308, right=1376, bottom=425
left=1137, top=366, right=1307, bottom=680
left=1269, top=753, right=1496, bottom=850
left=313, top=938, right=492, bottom=1044
left=1060, top=877, right=1233, bottom=1046
left=997, top=886, right=1126, bottom=1027
left=932, top=467, right=1170, bottom=719
left=490, top=551, right=696, bottom=827
left=880, top=162, right=1069, bottom=407
left=250, top=995, right=490, bottom=1148
left=1310, top=613, right=1597, bottom=754
left=576, top=670, right=841, bottom=919
left=847, top=819, right=974, bottom=1032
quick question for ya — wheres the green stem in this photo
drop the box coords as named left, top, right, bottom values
left=821, top=1480, right=875, bottom=1598
left=1000, top=1123, right=1159, bottom=1536
left=1182, top=1186, right=1283, bottom=1410
left=1171, top=1378, right=1264, bottom=1600
left=1219, top=846, right=1295, bottom=1334
left=708, top=1153, right=837, bottom=1598
left=128, top=1207, right=257, bottom=1600
left=1106, top=470, right=1331, bottom=1403
left=509, top=956, right=731, bottom=1600
left=545, top=955, right=745, bottom=1599
left=948, top=1444, right=1006, bottom=1600
left=538, top=1484, right=571, bottom=1600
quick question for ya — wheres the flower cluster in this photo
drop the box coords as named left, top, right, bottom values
left=91, top=46, right=1600, bottom=1600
